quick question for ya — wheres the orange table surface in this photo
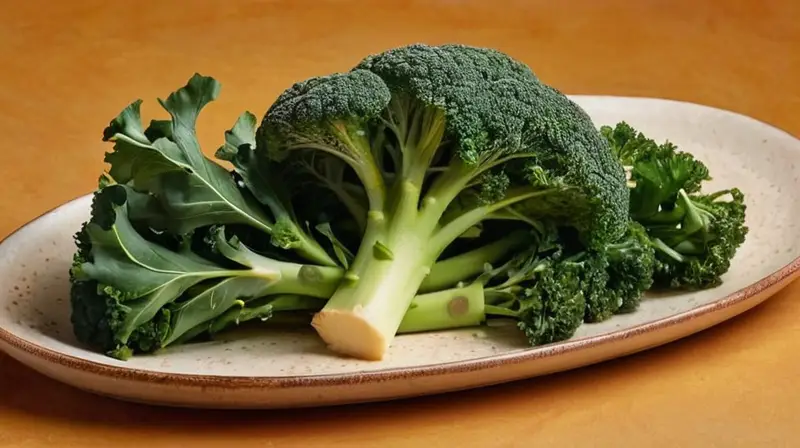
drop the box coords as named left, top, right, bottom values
left=1, top=1, right=799, bottom=446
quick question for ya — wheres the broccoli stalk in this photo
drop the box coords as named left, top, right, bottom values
left=258, top=44, right=629, bottom=360
left=398, top=282, right=487, bottom=333
left=171, top=234, right=538, bottom=345
left=309, top=155, right=550, bottom=360
left=399, top=255, right=587, bottom=346
left=418, top=229, right=532, bottom=292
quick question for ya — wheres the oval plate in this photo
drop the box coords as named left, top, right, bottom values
left=1, top=96, right=799, bottom=409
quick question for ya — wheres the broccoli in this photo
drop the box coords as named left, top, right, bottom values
left=69, top=44, right=749, bottom=362
left=601, top=122, right=748, bottom=289
left=256, top=43, right=629, bottom=360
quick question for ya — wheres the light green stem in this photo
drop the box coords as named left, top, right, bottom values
left=431, top=187, right=555, bottom=255
left=420, top=230, right=532, bottom=292
left=399, top=282, right=487, bottom=333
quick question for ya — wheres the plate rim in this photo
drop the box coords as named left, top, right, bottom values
left=2, top=95, right=799, bottom=390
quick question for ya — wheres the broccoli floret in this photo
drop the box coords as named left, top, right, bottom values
left=572, top=221, right=656, bottom=321
left=479, top=249, right=587, bottom=346
left=256, top=43, right=629, bottom=360
left=601, top=121, right=710, bottom=220
left=601, top=122, right=748, bottom=289
left=605, top=221, right=656, bottom=313
left=354, top=44, right=629, bottom=246
left=648, top=189, right=748, bottom=289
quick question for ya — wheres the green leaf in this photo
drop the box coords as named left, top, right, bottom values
left=75, top=186, right=239, bottom=343
left=123, top=187, right=170, bottom=230
left=213, top=112, right=339, bottom=265
left=215, top=111, right=258, bottom=162
left=144, top=119, right=173, bottom=142
left=206, top=225, right=277, bottom=269
left=101, top=74, right=274, bottom=236
left=102, top=99, right=149, bottom=145
left=71, top=184, right=345, bottom=359
left=163, top=276, right=276, bottom=345
left=214, top=112, right=298, bottom=245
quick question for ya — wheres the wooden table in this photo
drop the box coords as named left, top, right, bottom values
left=1, top=0, right=799, bottom=446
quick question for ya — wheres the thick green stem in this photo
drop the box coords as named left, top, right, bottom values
left=195, top=283, right=494, bottom=342
left=312, top=239, right=435, bottom=359
left=204, top=286, right=491, bottom=336
left=311, top=179, right=442, bottom=360
left=404, top=106, right=446, bottom=187
left=420, top=230, right=532, bottom=293
left=398, top=282, right=486, bottom=333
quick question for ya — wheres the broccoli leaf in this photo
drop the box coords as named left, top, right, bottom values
left=214, top=111, right=331, bottom=257
left=101, top=75, right=337, bottom=266
left=103, top=75, right=273, bottom=235
left=69, top=184, right=343, bottom=358
left=163, top=276, right=273, bottom=346
left=71, top=185, right=255, bottom=348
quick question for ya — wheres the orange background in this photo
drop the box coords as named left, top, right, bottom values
left=1, top=1, right=799, bottom=446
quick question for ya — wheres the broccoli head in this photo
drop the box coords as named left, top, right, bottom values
left=255, top=43, right=629, bottom=360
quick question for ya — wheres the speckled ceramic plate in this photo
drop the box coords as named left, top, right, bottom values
left=1, top=96, right=798, bottom=409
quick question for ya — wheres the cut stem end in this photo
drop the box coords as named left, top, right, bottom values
left=311, top=309, right=389, bottom=361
